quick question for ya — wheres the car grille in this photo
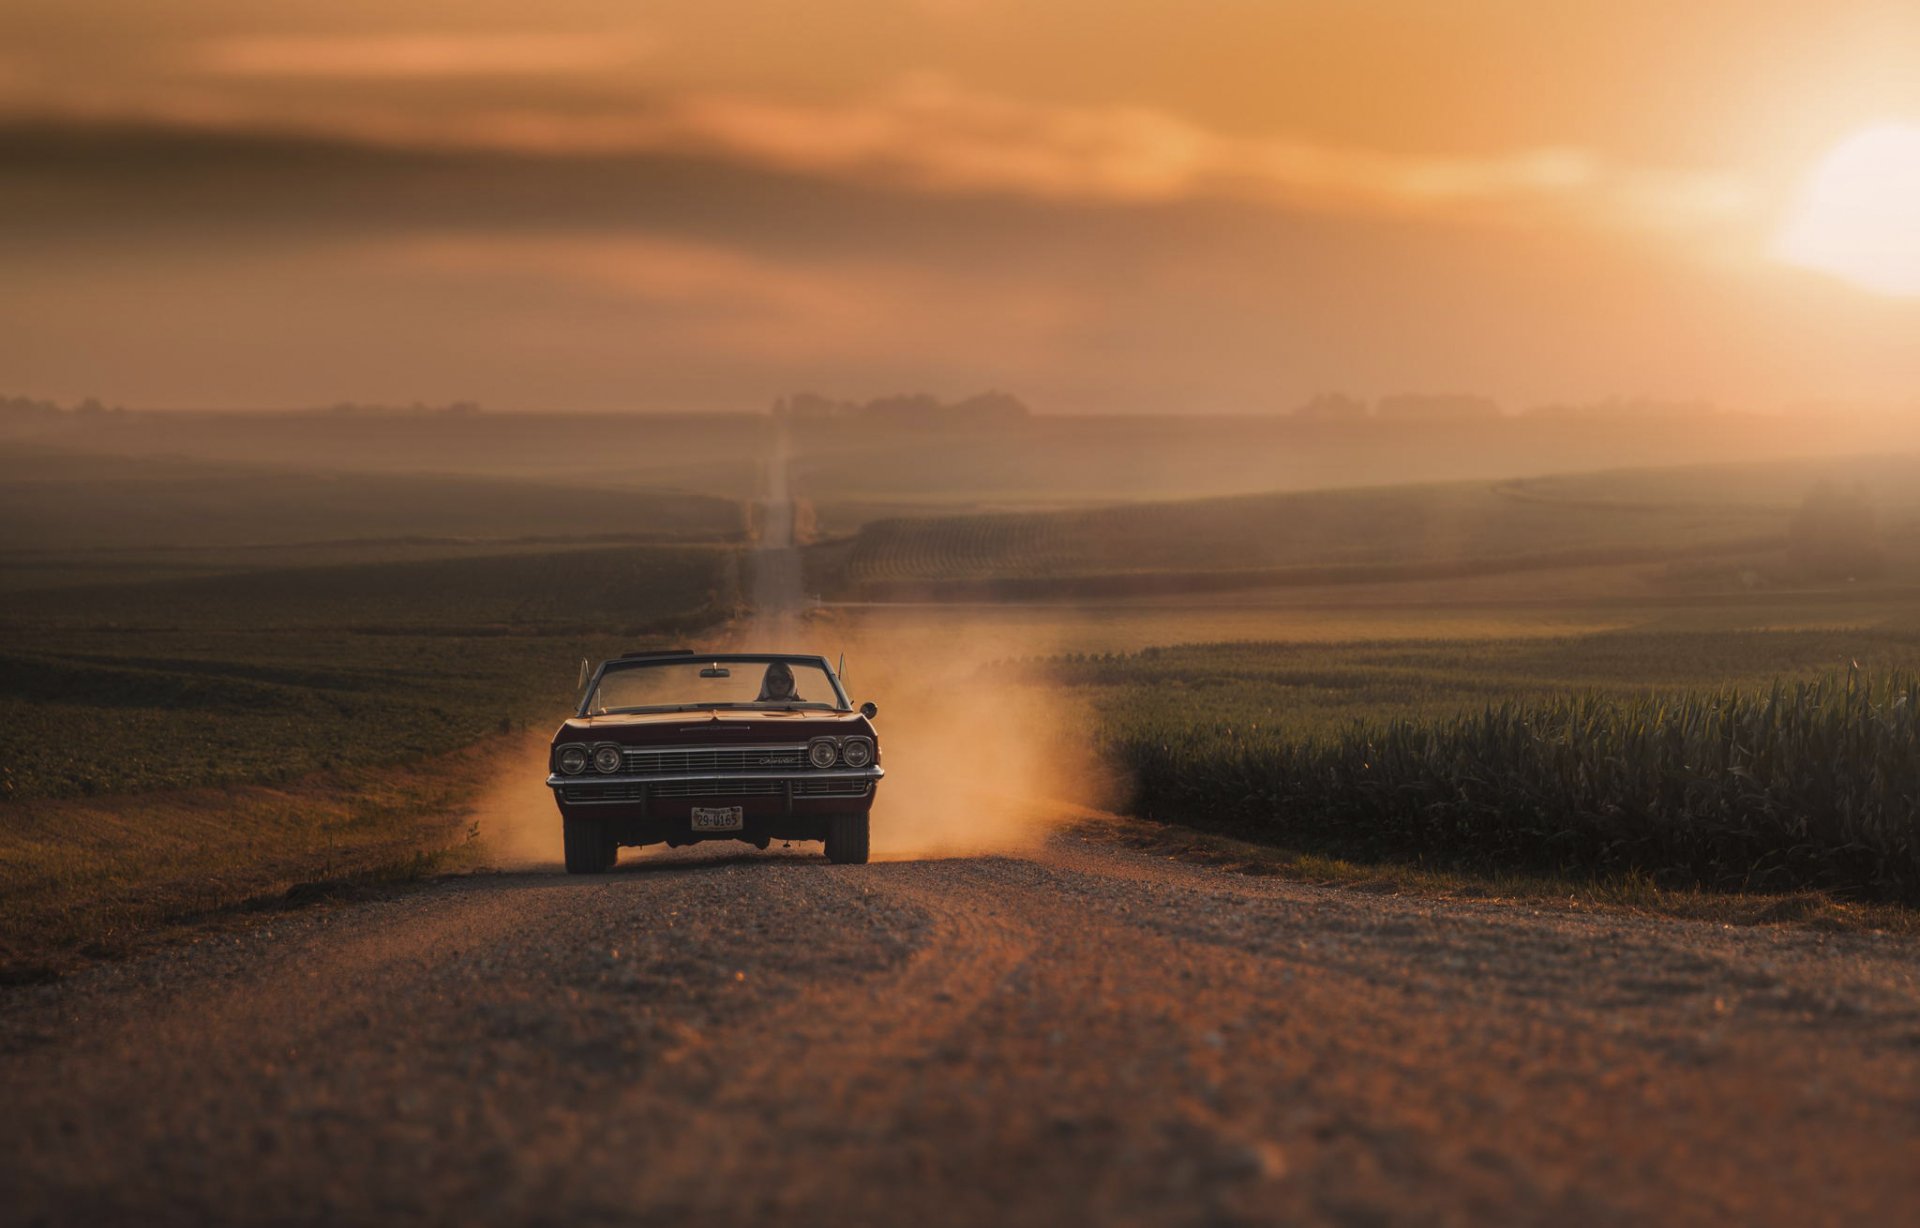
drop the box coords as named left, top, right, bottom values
left=794, top=778, right=875, bottom=798
left=562, top=784, right=642, bottom=803
left=623, top=747, right=807, bottom=773
left=653, top=778, right=785, bottom=798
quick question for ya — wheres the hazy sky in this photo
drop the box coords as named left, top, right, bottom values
left=4, top=1, right=1920, bottom=412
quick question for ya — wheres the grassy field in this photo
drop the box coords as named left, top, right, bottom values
left=1, top=544, right=740, bottom=802
left=0, top=440, right=757, bottom=973
left=0, top=539, right=735, bottom=975
left=0, top=739, right=516, bottom=979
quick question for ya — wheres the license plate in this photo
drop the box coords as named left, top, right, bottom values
left=691, top=806, right=744, bottom=832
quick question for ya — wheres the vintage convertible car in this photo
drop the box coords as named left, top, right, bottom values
left=547, top=650, right=881, bottom=872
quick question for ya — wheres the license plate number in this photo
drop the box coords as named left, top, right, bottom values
left=691, top=806, right=744, bottom=832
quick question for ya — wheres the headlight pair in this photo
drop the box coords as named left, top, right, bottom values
left=556, top=744, right=623, bottom=775
left=808, top=736, right=875, bottom=769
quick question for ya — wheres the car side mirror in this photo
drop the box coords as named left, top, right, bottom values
left=860, top=701, right=878, bottom=719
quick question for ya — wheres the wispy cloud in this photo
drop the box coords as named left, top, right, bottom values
left=194, top=32, right=657, bottom=79
left=660, top=78, right=1753, bottom=229
left=15, top=68, right=1754, bottom=231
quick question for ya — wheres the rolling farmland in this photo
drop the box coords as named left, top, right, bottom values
left=821, top=454, right=1920, bottom=600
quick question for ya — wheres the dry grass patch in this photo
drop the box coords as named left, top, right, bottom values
left=0, top=737, right=515, bottom=981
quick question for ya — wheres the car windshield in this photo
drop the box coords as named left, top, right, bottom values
left=586, top=658, right=844, bottom=714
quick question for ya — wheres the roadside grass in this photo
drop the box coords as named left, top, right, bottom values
left=1073, top=813, right=1920, bottom=936
left=0, top=736, right=516, bottom=981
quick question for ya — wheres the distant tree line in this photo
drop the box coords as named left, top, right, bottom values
left=0, top=394, right=126, bottom=420
left=771, top=390, right=1032, bottom=424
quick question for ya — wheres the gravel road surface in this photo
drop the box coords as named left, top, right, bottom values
left=4, top=827, right=1919, bottom=1226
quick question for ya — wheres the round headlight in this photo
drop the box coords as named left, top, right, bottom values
left=807, top=738, right=840, bottom=769
left=558, top=746, right=588, bottom=775
left=840, top=737, right=873, bottom=768
left=592, top=745, right=623, bottom=774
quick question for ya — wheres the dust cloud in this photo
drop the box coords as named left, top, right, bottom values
left=466, top=730, right=566, bottom=868
left=736, top=420, right=1111, bottom=860
left=794, top=613, right=1114, bottom=861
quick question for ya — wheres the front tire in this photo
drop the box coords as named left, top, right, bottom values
left=563, top=818, right=617, bottom=874
left=824, top=813, right=870, bottom=865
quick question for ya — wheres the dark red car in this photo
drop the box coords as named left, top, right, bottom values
left=547, top=650, right=882, bottom=872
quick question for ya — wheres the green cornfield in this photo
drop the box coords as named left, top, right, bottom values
left=1115, top=668, right=1920, bottom=900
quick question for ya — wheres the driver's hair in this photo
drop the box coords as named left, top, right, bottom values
left=756, top=660, right=800, bottom=702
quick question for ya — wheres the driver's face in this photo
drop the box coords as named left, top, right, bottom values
left=766, top=665, right=794, bottom=695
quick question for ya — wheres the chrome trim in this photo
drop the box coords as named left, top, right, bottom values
left=555, top=740, right=816, bottom=771
left=561, top=776, right=875, bottom=803
left=547, top=766, right=883, bottom=790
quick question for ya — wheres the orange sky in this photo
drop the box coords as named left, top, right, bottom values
left=3, top=1, right=1919, bottom=412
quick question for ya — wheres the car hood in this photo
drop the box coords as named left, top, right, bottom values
left=553, top=709, right=875, bottom=748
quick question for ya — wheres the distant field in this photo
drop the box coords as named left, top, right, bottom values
left=4, top=543, right=739, bottom=633
left=830, top=477, right=1784, bottom=597
left=0, top=447, right=746, bottom=554
left=0, top=543, right=738, bottom=801
left=1499, top=454, right=1920, bottom=514
left=2, top=413, right=774, bottom=494
left=15, top=406, right=1905, bottom=514
left=820, top=454, right=1920, bottom=600
left=784, top=413, right=1907, bottom=503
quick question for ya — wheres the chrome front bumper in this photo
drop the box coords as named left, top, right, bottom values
left=548, top=766, right=885, bottom=808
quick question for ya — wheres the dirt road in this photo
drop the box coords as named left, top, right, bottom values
left=5, top=828, right=1919, bottom=1226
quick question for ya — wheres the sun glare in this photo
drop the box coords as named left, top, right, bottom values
left=1774, top=123, right=1920, bottom=297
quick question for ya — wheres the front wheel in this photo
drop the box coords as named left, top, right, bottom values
left=824, top=813, right=870, bottom=865
left=563, top=818, right=617, bottom=874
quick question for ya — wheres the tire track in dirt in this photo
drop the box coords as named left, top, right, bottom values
left=610, top=866, right=1043, bottom=1216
